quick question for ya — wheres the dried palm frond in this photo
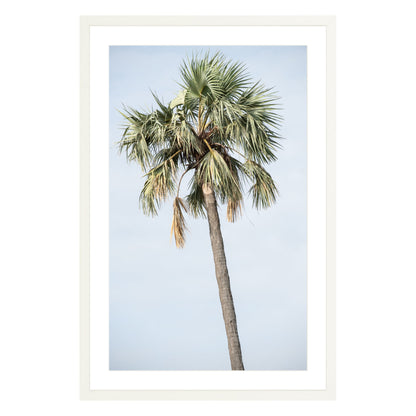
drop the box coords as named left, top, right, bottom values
left=226, top=199, right=242, bottom=223
left=170, top=197, right=188, bottom=248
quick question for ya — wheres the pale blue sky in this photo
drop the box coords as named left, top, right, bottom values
left=109, top=46, right=307, bottom=370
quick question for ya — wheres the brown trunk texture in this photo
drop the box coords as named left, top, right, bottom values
left=202, top=184, right=244, bottom=370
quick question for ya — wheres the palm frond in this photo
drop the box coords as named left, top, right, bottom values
left=118, top=108, right=153, bottom=170
left=226, top=198, right=242, bottom=222
left=170, top=197, right=188, bottom=248
left=243, top=160, right=278, bottom=209
left=218, top=59, right=252, bottom=100
left=186, top=178, right=206, bottom=218
left=196, top=149, right=241, bottom=203
left=139, top=160, right=177, bottom=216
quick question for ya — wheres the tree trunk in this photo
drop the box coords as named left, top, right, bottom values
left=202, top=184, right=244, bottom=370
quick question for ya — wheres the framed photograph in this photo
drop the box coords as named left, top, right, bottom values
left=80, top=15, right=336, bottom=400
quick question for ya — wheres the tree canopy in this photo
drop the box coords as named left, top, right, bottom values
left=118, top=52, right=282, bottom=247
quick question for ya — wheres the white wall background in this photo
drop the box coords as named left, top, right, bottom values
left=0, top=0, right=415, bottom=415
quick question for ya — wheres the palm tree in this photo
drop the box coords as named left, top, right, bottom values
left=118, top=52, right=281, bottom=370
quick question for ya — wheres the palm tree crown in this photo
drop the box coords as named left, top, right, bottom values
left=118, top=52, right=282, bottom=247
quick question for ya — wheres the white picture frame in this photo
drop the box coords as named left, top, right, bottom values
left=80, top=15, right=336, bottom=400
